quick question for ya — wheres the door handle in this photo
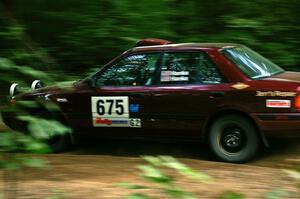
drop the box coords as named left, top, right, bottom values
left=151, top=92, right=168, bottom=97
left=209, top=91, right=225, bottom=98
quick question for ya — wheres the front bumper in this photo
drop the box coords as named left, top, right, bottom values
left=251, top=113, right=300, bottom=138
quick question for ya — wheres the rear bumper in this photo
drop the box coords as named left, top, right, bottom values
left=251, top=113, right=300, bottom=138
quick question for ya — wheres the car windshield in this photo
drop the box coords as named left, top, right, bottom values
left=221, top=46, right=284, bottom=79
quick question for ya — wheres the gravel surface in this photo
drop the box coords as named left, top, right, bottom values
left=0, top=123, right=299, bottom=198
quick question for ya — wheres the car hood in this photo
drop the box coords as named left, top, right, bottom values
left=265, top=71, right=300, bottom=83
left=15, top=81, right=77, bottom=99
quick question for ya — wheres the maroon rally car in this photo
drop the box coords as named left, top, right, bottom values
left=2, top=38, right=300, bottom=163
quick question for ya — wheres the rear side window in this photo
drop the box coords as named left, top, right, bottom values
left=159, top=52, right=225, bottom=85
left=221, top=46, right=284, bottom=79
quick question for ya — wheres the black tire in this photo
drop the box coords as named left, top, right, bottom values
left=208, top=115, right=259, bottom=163
left=35, top=111, right=71, bottom=153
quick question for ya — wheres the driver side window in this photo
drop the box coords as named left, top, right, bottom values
left=94, top=53, right=160, bottom=87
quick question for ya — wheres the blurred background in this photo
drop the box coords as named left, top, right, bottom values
left=1, top=0, right=299, bottom=79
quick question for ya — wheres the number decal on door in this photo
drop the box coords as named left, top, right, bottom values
left=91, top=96, right=141, bottom=128
left=96, top=99, right=125, bottom=116
left=92, top=96, right=129, bottom=118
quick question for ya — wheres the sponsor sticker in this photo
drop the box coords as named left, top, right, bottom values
left=129, top=118, right=141, bottom=128
left=93, top=117, right=141, bottom=128
left=266, top=99, right=291, bottom=108
left=95, top=117, right=112, bottom=125
left=257, top=91, right=296, bottom=97
left=160, top=70, right=189, bottom=82
left=130, top=104, right=140, bottom=113
left=91, top=96, right=141, bottom=128
left=161, top=71, right=189, bottom=76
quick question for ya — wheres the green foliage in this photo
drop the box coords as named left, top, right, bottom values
left=0, top=25, right=25, bottom=40
left=18, top=115, right=71, bottom=139
left=126, top=193, right=152, bottom=199
left=1, top=0, right=299, bottom=78
left=0, top=131, right=48, bottom=154
left=142, top=156, right=213, bottom=183
left=263, top=189, right=290, bottom=199
left=120, top=156, right=300, bottom=198
left=45, top=189, right=67, bottom=199
left=0, top=57, right=51, bottom=81
left=0, top=131, right=49, bottom=171
left=218, top=191, right=245, bottom=199
left=0, top=57, right=16, bottom=70
left=0, top=55, right=69, bottom=198
left=117, top=183, right=149, bottom=190
left=16, top=156, right=47, bottom=168
left=279, top=160, right=300, bottom=198
left=138, top=165, right=173, bottom=184
left=118, top=155, right=213, bottom=199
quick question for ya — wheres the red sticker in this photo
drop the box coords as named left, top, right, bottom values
left=95, top=117, right=112, bottom=125
left=266, top=100, right=291, bottom=108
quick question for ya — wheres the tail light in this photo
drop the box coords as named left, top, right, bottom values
left=294, top=95, right=300, bottom=109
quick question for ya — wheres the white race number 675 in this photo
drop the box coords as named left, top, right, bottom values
left=91, top=96, right=129, bottom=118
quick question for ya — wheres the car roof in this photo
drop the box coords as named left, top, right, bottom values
left=130, top=43, right=243, bottom=53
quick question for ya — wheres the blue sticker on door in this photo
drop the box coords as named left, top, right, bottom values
left=130, top=104, right=140, bottom=113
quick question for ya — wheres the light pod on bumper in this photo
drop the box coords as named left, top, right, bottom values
left=31, top=80, right=44, bottom=90
left=9, top=83, right=19, bottom=97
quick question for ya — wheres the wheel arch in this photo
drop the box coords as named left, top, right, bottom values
left=203, top=109, right=269, bottom=147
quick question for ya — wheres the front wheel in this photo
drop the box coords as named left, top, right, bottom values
left=208, top=115, right=259, bottom=163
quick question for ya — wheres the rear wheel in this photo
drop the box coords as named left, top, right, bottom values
left=208, top=115, right=259, bottom=163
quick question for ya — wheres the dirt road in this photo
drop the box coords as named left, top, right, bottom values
left=0, top=124, right=300, bottom=198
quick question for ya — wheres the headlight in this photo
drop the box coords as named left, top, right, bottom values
left=31, top=80, right=44, bottom=90
left=37, top=94, right=51, bottom=101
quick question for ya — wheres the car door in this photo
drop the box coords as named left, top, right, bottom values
left=144, top=51, right=230, bottom=136
left=68, top=52, right=162, bottom=137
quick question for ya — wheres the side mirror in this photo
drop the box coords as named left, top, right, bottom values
left=92, top=78, right=97, bottom=88
left=9, top=83, right=19, bottom=97
left=87, top=77, right=96, bottom=88
left=31, top=80, right=44, bottom=90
